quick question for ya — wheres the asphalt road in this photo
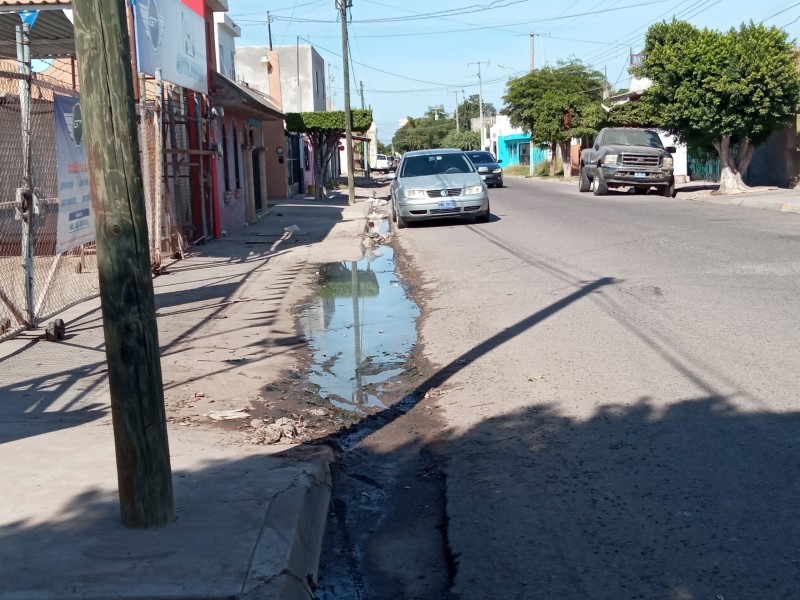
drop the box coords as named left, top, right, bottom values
left=394, top=178, right=800, bottom=599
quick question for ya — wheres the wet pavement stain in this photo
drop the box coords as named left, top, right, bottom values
left=299, top=232, right=419, bottom=414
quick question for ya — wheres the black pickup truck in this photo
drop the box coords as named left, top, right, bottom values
left=579, top=127, right=676, bottom=197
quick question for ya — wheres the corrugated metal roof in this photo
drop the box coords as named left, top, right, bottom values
left=212, top=71, right=284, bottom=120
left=0, top=1, right=71, bottom=7
left=0, top=8, right=75, bottom=60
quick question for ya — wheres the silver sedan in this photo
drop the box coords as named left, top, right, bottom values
left=388, top=148, right=491, bottom=229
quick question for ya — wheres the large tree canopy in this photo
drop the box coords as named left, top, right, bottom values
left=503, top=60, right=606, bottom=176
left=639, top=20, right=800, bottom=193
left=391, top=95, right=497, bottom=153
left=286, top=109, right=373, bottom=200
left=392, top=116, right=454, bottom=153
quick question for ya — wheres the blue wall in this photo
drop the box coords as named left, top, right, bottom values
left=498, top=134, right=551, bottom=167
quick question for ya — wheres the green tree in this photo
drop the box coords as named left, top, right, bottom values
left=441, top=129, right=481, bottom=150
left=458, top=94, right=497, bottom=125
left=377, top=141, right=392, bottom=155
left=639, top=20, right=800, bottom=194
left=503, top=60, right=606, bottom=176
left=392, top=115, right=454, bottom=152
left=286, top=109, right=373, bottom=200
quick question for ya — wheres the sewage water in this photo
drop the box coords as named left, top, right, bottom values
left=299, top=225, right=419, bottom=413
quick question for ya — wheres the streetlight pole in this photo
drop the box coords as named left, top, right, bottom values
left=469, top=60, right=488, bottom=150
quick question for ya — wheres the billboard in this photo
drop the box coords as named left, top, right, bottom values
left=54, top=95, right=96, bottom=254
left=134, top=0, right=208, bottom=94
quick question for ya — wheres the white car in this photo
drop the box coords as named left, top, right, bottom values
left=389, top=148, right=490, bottom=229
left=374, top=154, right=391, bottom=172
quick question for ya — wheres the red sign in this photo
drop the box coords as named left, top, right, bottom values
left=181, top=0, right=204, bottom=16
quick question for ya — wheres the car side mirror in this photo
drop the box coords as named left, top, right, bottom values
left=666, top=146, right=676, bottom=154
left=477, top=166, right=489, bottom=173
left=497, top=159, right=503, bottom=164
left=594, top=144, right=600, bottom=150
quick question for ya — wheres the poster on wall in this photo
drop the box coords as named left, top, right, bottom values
left=54, top=94, right=95, bottom=254
left=134, top=0, right=208, bottom=94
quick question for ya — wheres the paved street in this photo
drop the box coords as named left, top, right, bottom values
left=391, top=177, right=800, bottom=599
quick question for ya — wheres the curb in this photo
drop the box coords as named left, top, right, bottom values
left=242, top=446, right=334, bottom=600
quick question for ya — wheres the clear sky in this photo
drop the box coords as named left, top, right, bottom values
left=229, top=0, right=800, bottom=143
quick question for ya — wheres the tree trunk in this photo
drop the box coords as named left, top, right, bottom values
left=549, top=140, right=557, bottom=177
left=559, top=140, right=572, bottom=179
left=310, top=131, right=342, bottom=201
left=713, top=135, right=752, bottom=195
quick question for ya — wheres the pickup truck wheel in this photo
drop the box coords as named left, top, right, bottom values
left=578, top=167, right=591, bottom=192
left=592, top=170, right=608, bottom=196
left=662, top=180, right=676, bottom=198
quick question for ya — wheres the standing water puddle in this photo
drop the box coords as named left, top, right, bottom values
left=299, top=222, right=419, bottom=413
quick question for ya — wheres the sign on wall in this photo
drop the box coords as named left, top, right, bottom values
left=134, top=0, right=208, bottom=94
left=54, top=95, right=96, bottom=254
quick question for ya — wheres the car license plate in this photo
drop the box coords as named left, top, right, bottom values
left=438, top=200, right=457, bottom=210
left=480, top=174, right=487, bottom=180
left=634, top=172, right=647, bottom=178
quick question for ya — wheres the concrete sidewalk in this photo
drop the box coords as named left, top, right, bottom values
left=0, top=192, right=377, bottom=600
left=677, top=183, right=800, bottom=213
left=523, top=174, right=800, bottom=214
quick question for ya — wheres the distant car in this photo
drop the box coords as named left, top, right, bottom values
left=374, top=154, right=391, bottom=172
left=388, top=148, right=490, bottom=229
left=465, top=151, right=503, bottom=188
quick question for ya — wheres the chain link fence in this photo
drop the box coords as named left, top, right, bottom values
left=0, top=68, right=198, bottom=342
left=0, top=69, right=99, bottom=341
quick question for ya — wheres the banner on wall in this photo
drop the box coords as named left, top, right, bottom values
left=134, top=0, right=208, bottom=94
left=54, top=94, right=96, bottom=254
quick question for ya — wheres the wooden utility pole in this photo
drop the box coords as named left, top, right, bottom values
left=338, top=0, right=355, bottom=204
left=72, top=0, right=175, bottom=528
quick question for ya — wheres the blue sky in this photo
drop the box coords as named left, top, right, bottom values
left=229, top=0, right=800, bottom=143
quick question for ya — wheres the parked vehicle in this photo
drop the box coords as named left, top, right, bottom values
left=374, top=153, right=391, bottom=172
left=465, top=151, right=504, bottom=188
left=579, top=127, right=676, bottom=197
left=388, top=148, right=490, bottom=229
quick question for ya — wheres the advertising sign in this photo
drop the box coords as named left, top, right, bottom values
left=134, top=0, right=208, bottom=94
left=54, top=95, right=95, bottom=254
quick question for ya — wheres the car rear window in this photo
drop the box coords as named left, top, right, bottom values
left=466, top=152, right=495, bottom=163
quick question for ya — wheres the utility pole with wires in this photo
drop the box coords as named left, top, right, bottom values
left=448, top=88, right=464, bottom=132
left=266, top=11, right=273, bottom=50
left=360, top=80, right=369, bottom=179
left=327, top=63, right=334, bottom=110
left=468, top=60, right=489, bottom=150
left=515, top=32, right=541, bottom=71
left=530, top=32, right=535, bottom=71
left=337, top=0, right=355, bottom=204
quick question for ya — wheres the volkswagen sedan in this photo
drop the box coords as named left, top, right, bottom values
left=389, top=148, right=490, bottom=229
